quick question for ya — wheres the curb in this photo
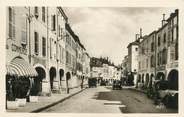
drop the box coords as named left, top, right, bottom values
left=31, top=88, right=87, bottom=113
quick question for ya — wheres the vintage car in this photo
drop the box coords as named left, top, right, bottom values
left=88, top=78, right=97, bottom=88
left=100, top=80, right=106, bottom=86
left=112, top=80, right=122, bottom=90
left=147, top=80, right=178, bottom=108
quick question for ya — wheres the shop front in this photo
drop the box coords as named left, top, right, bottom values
left=6, top=57, right=38, bottom=109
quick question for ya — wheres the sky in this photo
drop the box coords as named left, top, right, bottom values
left=63, top=7, right=176, bottom=65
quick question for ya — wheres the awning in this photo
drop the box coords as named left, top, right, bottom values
left=7, top=58, right=38, bottom=77
left=6, top=65, right=16, bottom=76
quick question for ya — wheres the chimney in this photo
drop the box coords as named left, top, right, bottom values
left=140, top=28, right=142, bottom=38
left=162, top=14, right=167, bottom=26
left=135, top=34, right=139, bottom=41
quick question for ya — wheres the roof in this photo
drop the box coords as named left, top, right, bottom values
left=57, top=7, right=68, bottom=22
left=65, top=23, right=86, bottom=50
left=167, top=9, right=178, bottom=21
left=127, top=40, right=139, bottom=48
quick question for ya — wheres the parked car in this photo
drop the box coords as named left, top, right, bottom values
left=147, top=80, right=178, bottom=108
left=88, top=78, right=97, bottom=88
left=112, top=80, right=122, bottom=90
left=100, top=80, right=106, bottom=86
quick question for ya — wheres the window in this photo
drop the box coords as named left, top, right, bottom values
left=58, top=25, right=61, bottom=37
left=173, top=27, right=177, bottom=41
left=59, top=45, right=61, bottom=61
left=66, top=51, right=69, bottom=64
left=42, top=7, right=45, bottom=22
left=21, top=18, right=27, bottom=45
left=135, top=47, right=138, bottom=51
left=34, top=32, right=39, bottom=55
left=151, top=42, right=154, bottom=52
left=171, top=29, right=174, bottom=42
left=54, top=41, right=56, bottom=59
left=51, top=15, right=56, bottom=31
left=21, top=30, right=27, bottom=45
left=157, top=53, right=159, bottom=65
left=8, top=7, right=15, bottom=38
left=158, top=36, right=160, bottom=46
left=151, top=55, right=154, bottom=67
left=159, top=52, right=162, bottom=65
left=34, top=7, right=39, bottom=18
left=42, top=37, right=46, bottom=57
left=175, top=43, right=178, bottom=60
left=162, top=49, right=167, bottom=64
left=163, top=33, right=166, bottom=43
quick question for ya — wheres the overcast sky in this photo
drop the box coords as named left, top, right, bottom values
left=63, top=7, right=176, bottom=65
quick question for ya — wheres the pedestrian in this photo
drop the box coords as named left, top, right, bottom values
left=81, top=77, right=84, bottom=89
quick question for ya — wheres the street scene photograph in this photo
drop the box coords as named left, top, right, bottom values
left=5, top=6, right=178, bottom=113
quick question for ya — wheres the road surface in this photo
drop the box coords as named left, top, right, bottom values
left=41, top=86, right=178, bottom=113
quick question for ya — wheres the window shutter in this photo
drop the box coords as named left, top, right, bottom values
left=34, top=7, right=39, bottom=18
left=8, top=7, right=12, bottom=38
left=51, top=15, right=56, bottom=31
left=21, top=19, right=27, bottom=45
left=34, top=32, right=39, bottom=55
left=13, top=8, right=15, bottom=38
left=42, top=7, right=45, bottom=22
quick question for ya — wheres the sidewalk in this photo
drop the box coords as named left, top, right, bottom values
left=7, top=87, right=87, bottom=113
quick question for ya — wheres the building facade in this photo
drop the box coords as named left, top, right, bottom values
left=127, top=40, right=139, bottom=86
left=136, top=9, right=178, bottom=89
left=6, top=7, right=90, bottom=105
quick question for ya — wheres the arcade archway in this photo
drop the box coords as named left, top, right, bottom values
left=145, top=73, right=149, bottom=87
left=49, top=67, right=56, bottom=90
left=66, top=72, right=71, bottom=80
left=59, top=69, right=64, bottom=81
left=34, top=67, right=46, bottom=94
left=167, top=69, right=178, bottom=90
left=156, top=72, right=165, bottom=80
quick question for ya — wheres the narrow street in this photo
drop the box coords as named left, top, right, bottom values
left=41, top=86, right=178, bottom=113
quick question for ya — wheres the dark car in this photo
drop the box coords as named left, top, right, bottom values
left=100, top=80, right=106, bottom=86
left=112, top=80, right=122, bottom=90
left=88, top=78, right=97, bottom=88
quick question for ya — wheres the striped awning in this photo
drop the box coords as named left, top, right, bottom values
left=6, top=65, right=16, bottom=76
left=7, top=58, right=38, bottom=77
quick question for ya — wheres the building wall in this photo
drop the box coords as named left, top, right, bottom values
left=6, top=7, right=90, bottom=95
left=136, top=9, right=178, bottom=89
left=6, top=7, right=29, bottom=64
left=131, top=45, right=139, bottom=73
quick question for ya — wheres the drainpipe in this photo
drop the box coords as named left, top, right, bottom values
left=28, top=7, right=31, bottom=64
left=46, top=7, right=52, bottom=96
left=56, top=11, right=60, bottom=93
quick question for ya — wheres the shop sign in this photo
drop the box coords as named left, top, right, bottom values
left=11, top=44, right=27, bottom=55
